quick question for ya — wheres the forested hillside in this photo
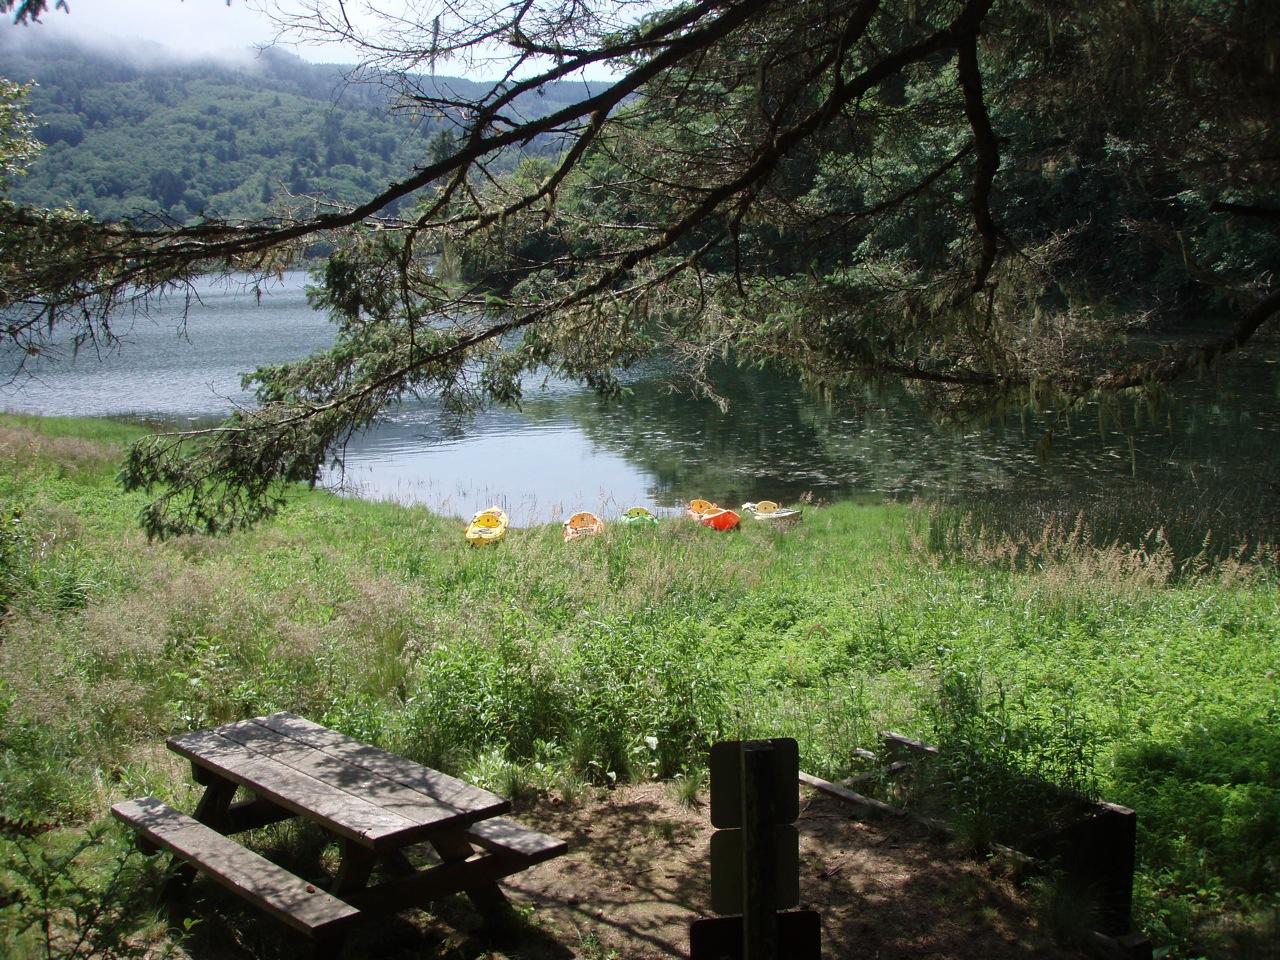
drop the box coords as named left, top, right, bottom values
left=0, top=35, right=598, bottom=222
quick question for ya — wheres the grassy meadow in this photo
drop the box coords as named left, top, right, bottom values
left=1, top=413, right=1277, bottom=958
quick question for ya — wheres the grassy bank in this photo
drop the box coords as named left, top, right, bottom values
left=1, top=413, right=1277, bottom=957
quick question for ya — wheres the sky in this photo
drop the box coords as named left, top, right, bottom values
left=0, top=1, right=628, bottom=80
left=1, top=1, right=304, bottom=61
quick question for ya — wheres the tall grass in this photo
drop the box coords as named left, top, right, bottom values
left=1, top=414, right=1277, bottom=958
left=921, top=474, right=1278, bottom=579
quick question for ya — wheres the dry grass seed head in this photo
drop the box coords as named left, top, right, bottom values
left=333, top=574, right=425, bottom=694
left=0, top=424, right=121, bottom=476
left=0, top=615, right=97, bottom=733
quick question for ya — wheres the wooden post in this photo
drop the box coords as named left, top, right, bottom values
left=1085, top=804, right=1137, bottom=937
left=741, top=742, right=777, bottom=960
left=694, top=737, right=817, bottom=960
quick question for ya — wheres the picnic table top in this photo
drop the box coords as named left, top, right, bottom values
left=167, top=712, right=510, bottom=851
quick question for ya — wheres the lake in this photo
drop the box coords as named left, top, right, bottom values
left=4, top=271, right=1278, bottom=525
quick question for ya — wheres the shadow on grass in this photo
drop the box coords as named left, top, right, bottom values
left=1112, top=716, right=1280, bottom=898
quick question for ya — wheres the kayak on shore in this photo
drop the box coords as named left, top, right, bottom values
left=620, top=505, right=659, bottom=527
left=564, top=511, right=606, bottom=542
left=743, top=500, right=802, bottom=524
left=688, top=499, right=740, bottom=531
left=465, top=507, right=509, bottom=546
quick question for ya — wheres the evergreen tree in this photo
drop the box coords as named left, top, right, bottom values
left=0, top=1, right=1275, bottom=538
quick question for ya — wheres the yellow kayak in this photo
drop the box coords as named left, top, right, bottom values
left=465, top=507, right=509, bottom=546
left=686, top=498, right=720, bottom=520
left=564, top=511, right=605, bottom=542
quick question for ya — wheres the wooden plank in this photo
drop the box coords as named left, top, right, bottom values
left=710, top=826, right=800, bottom=914
left=840, top=760, right=912, bottom=787
left=167, top=729, right=418, bottom=849
left=342, top=848, right=536, bottom=917
left=797, top=771, right=905, bottom=817
left=742, top=743, right=780, bottom=959
left=465, top=818, right=568, bottom=863
left=710, top=738, right=799, bottom=828
left=214, top=718, right=481, bottom=831
left=253, top=713, right=508, bottom=819
left=222, top=795, right=295, bottom=834
left=1027, top=802, right=1139, bottom=937
left=878, top=731, right=940, bottom=756
left=1086, top=931, right=1154, bottom=960
left=800, top=773, right=1038, bottom=869
left=111, top=798, right=360, bottom=934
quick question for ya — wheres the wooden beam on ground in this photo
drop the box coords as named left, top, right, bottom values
left=878, top=731, right=940, bottom=757
left=840, top=760, right=913, bottom=787
left=797, top=772, right=905, bottom=817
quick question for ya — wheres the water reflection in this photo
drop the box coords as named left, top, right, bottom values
left=321, top=353, right=1280, bottom=526
left=325, top=405, right=661, bottom=524
left=3, top=272, right=1277, bottom=526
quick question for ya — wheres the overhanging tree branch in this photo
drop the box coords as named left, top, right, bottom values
left=3, top=0, right=1276, bottom=535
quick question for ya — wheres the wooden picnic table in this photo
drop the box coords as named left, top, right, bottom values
left=112, top=712, right=567, bottom=958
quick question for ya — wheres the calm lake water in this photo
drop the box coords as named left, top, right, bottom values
left=4, top=272, right=1278, bottom=525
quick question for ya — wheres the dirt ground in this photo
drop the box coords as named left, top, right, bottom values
left=174, top=783, right=1085, bottom=960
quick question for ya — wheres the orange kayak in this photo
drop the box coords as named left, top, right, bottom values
left=564, top=511, right=605, bottom=542
left=698, top=508, right=740, bottom=531
left=687, top=499, right=739, bottom=531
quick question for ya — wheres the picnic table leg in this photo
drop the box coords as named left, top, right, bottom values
left=303, top=840, right=376, bottom=960
left=332, top=839, right=377, bottom=895
left=192, top=775, right=237, bottom=831
left=429, top=831, right=513, bottom=921
left=162, top=772, right=239, bottom=899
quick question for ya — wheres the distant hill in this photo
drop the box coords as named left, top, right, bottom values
left=0, top=35, right=604, bottom=222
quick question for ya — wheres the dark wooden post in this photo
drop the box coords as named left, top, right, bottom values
left=741, top=742, right=777, bottom=960
left=1090, top=804, right=1137, bottom=937
left=693, top=737, right=817, bottom=960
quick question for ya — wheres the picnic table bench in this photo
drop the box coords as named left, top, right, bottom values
left=111, top=712, right=567, bottom=958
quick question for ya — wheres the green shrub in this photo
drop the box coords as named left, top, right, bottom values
left=1113, top=717, right=1280, bottom=899
left=563, top=617, right=727, bottom=781
left=0, top=825, right=176, bottom=960
left=0, top=691, right=97, bottom=826
left=0, top=506, right=23, bottom=614
left=916, top=668, right=1100, bottom=846
left=399, top=632, right=563, bottom=771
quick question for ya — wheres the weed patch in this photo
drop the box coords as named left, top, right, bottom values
left=2, top=414, right=1277, bottom=957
